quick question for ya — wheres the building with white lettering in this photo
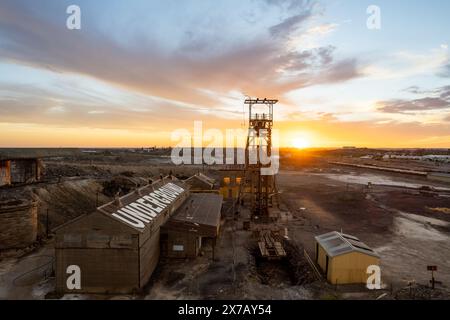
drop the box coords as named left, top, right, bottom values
left=54, top=177, right=189, bottom=294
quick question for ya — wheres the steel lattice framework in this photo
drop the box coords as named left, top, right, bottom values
left=244, top=98, right=278, bottom=218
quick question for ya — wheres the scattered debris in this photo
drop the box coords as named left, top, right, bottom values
left=394, top=284, right=450, bottom=300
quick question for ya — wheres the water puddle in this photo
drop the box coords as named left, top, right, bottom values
left=321, top=173, right=450, bottom=191
left=393, top=212, right=450, bottom=242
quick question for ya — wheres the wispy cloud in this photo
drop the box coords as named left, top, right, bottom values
left=378, top=86, right=450, bottom=114
left=378, top=98, right=450, bottom=113
left=269, top=11, right=312, bottom=37
left=0, top=0, right=361, bottom=112
left=0, top=0, right=449, bottom=147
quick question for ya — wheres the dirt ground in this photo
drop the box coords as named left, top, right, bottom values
left=145, top=208, right=320, bottom=300
left=1, top=151, right=450, bottom=300
left=0, top=243, right=54, bottom=300
left=277, top=168, right=450, bottom=291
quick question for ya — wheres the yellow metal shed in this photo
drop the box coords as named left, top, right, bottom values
left=315, top=231, right=380, bottom=285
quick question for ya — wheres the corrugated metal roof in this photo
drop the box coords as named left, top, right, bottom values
left=198, top=173, right=215, bottom=184
left=315, top=231, right=380, bottom=258
left=184, top=173, right=215, bottom=189
left=164, top=193, right=223, bottom=237
left=171, top=193, right=222, bottom=227
left=97, top=177, right=188, bottom=232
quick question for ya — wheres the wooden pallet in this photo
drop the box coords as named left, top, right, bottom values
left=258, top=230, right=286, bottom=260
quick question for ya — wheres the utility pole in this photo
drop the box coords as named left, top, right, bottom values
left=46, top=208, right=49, bottom=238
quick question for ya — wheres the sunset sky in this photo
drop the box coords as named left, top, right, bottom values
left=0, top=0, right=449, bottom=148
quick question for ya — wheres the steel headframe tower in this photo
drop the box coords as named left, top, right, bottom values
left=244, top=98, right=278, bottom=219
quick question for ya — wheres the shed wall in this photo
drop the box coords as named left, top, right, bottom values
left=316, top=243, right=328, bottom=273
left=139, top=228, right=161, bottom=286
left=329, top=252, right=379, bottom=285
left=164, top=229, right=199, bottom=258
left=56, top=248, right=139, bottom=294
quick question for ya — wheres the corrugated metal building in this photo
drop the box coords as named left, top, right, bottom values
left=184, top=173, right=216, bottom=192
left=219, top=174, right=242, bottom=199
left=0, top=158, right=43, bottom=187
left=10, top=158, right=43, bottom=184
left=315, top=231, right=380, bottom=285
left=55, top=178, right=189, bottom=294
left=161, top=193, right=222, bottom=259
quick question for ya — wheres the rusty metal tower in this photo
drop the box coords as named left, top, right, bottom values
left=244, top=98, right=278, bottom=219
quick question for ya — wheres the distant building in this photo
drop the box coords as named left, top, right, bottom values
left=315, top=231, right=380, bottom=285
left=422, top=155, right=450, bottom=163
left=385, top=154, right=450, bottom=163
left=220, top=174, right=243, bottom=200
left=0, top=158, right=43, bottom=187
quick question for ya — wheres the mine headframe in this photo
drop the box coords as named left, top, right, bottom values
left=244, top=98, right=278, bottom=219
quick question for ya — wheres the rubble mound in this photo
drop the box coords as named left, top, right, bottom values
left=395, top=284, right=450, bottom=300
left=283, top=240, right=318, bottom=286
left=102, top=175, right=151, bottom=197
left=250, top=240, right=317, bottom=287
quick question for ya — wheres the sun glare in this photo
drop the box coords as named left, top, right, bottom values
left=292, top=137, right=311, bottom=149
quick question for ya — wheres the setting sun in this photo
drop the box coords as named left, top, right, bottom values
left=291, top=137, right=312, bottom=149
